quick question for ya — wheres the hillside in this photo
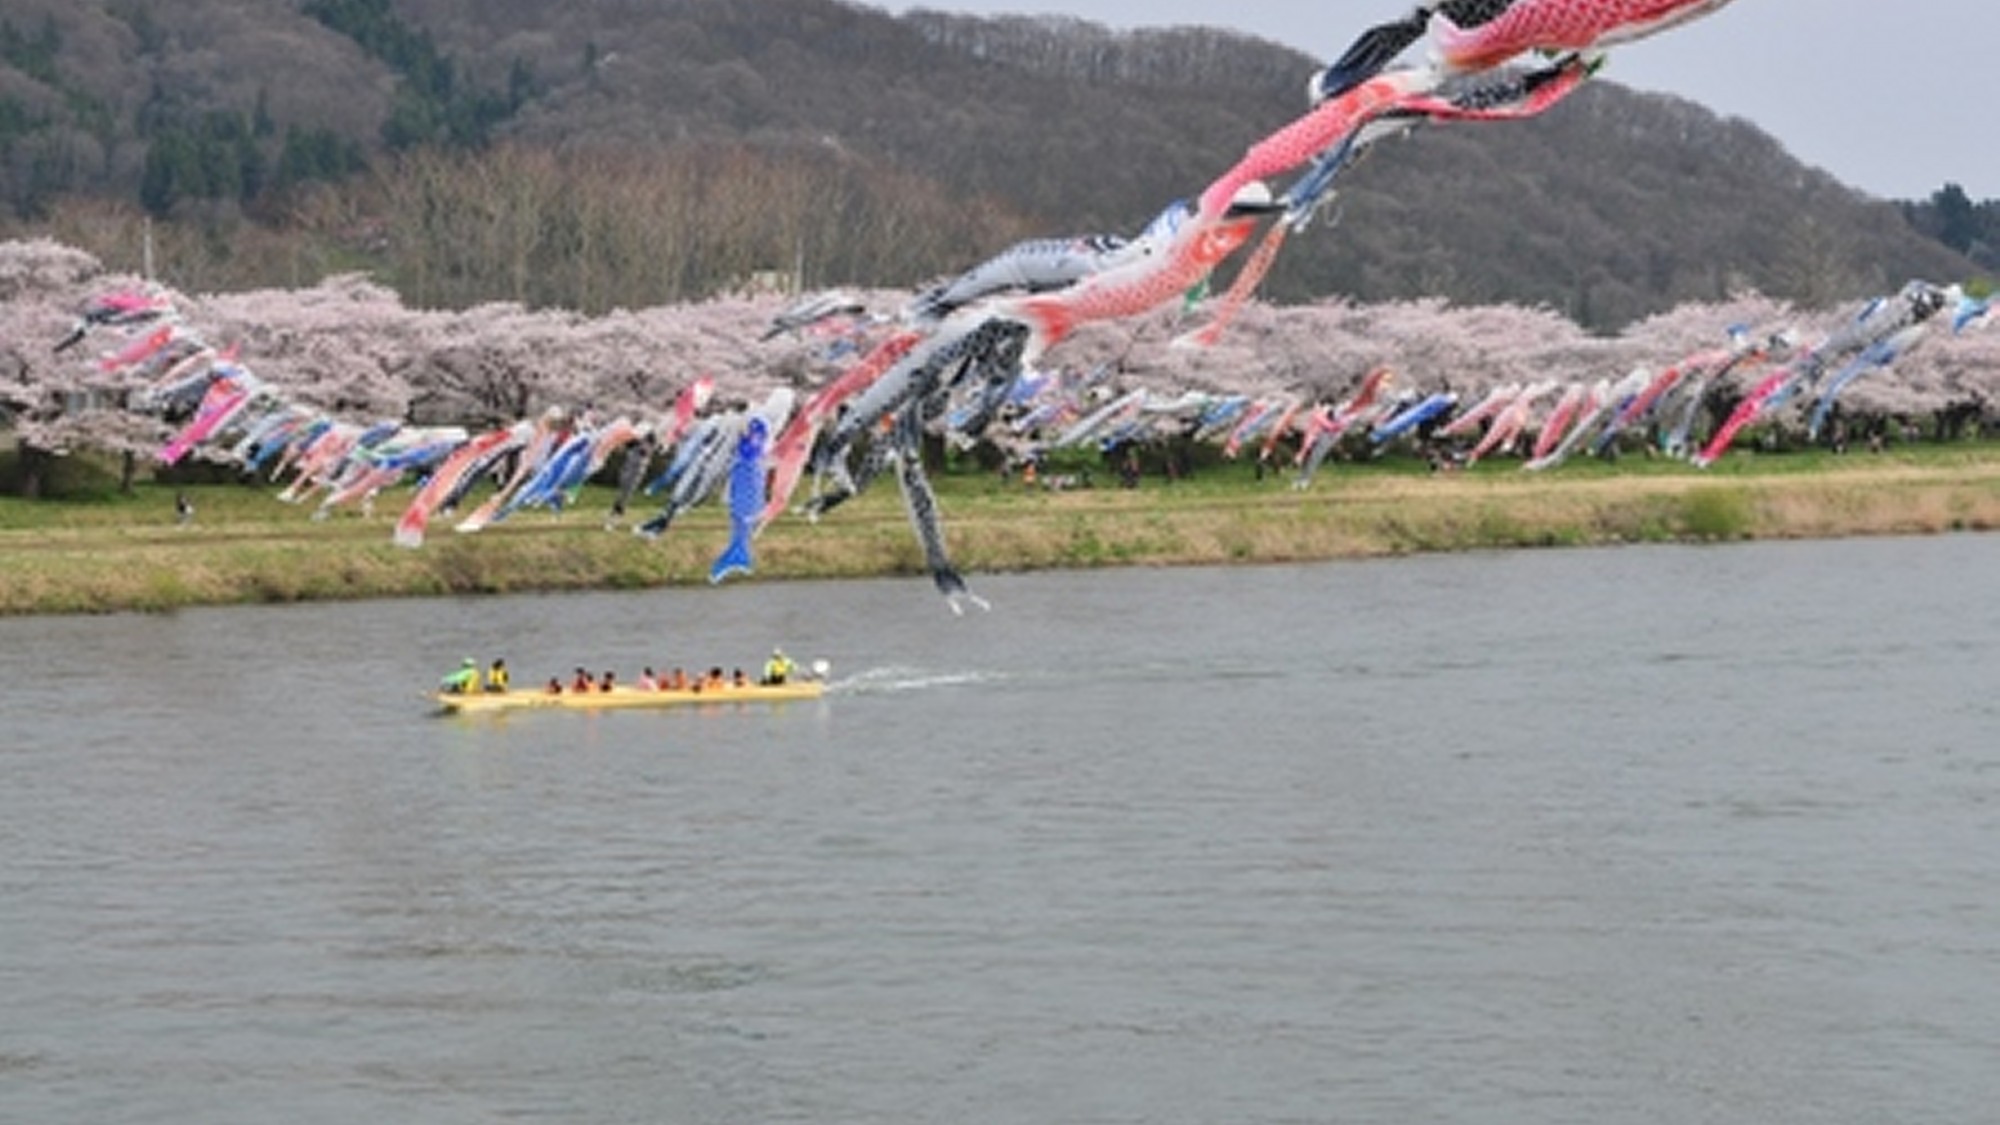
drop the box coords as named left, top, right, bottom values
left=0, top=0, right=1980, bottom=327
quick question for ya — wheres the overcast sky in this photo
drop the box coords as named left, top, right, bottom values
left=882, top=1, right=1997, bottom=202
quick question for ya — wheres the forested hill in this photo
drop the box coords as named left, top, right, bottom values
left=0, top=0, right=1983, bottom=328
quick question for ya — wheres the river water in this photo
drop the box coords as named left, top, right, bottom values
left=4, top=535, right=1998, bottom=1124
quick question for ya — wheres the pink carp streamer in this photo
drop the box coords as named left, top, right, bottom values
left=667, top=375, right=715, bottom=445
left=1692, top=367, right=1795, bottom=468
left=585, top=418, right=642, bottom=476
left=1465, top=381, right=1558, bottom=465
left=1612, top=363, right=1696, bottom=434
left=1199, top=69, right=1435, bottom=222
left=1222, top=399, right=1295, bottom=460
left=1192, top=69, right=1448, bottom=222
left=1433, top=0, right=1738, bottom=73
left=1437, top=383, right=1523, bottom=439
left=158, top=375, right=256, bottom=466
left=455, top=417, right=561, bottom=533
left=1179, top=53, right=1595, bottom=348
left=1295, top=367, right=1396, bottom=469
left=1201, top=50, right=1596, bottom=224
left=1009, top=214, right=1260, bottom=351
left=100, top=325, right=178, bottom=373
left=1294, top=401, right=1395, bottom=487
left=1258, top=401, right=1307, bottom=464
left=277, top=427, right=361, bottom=504
left=1528, top=380, right=1593, bottom=462
left=55, top=290, right=175, bottom=354
left=1172, top=222, right=1293, bottom=350
left=759, top=330, right=922, bottom=530
left=1597, top=331, right=1772, bottom=448
left=394, top=423, right=527, bottom=548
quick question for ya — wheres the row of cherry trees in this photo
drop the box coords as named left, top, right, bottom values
left=5, top=235, right=1998, bottom=495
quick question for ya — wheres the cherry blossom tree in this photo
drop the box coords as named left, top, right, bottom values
left=4, top=235, right=1996, bottom=499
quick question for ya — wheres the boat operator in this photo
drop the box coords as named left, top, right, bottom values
left=440, top=657, right=479, bottom=695
left=762, top=648, right=797, bottom=685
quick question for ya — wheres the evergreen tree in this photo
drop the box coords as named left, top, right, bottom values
left=1931, top=183, right=1980, bottom=256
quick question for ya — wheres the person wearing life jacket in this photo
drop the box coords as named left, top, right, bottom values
left=762, top=648, right=796, bottom=685
left=440, top=657, right=478, bottom=695
left=484, top=658, right=510, bottom=693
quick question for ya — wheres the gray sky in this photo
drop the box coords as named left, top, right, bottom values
left=885, top=1, right=1998, bottom=202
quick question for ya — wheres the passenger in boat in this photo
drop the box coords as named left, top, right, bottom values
left=484, top=658, right=510, bottom=693
left=440, top=657, right=478, bottom=695
left=705, top=667, right=725, bottom=690
left=667, top=667, right=689, bottom=691
left=762, top=648, right=796, bottom=685
left=731, top=668, right=748, bottom=688
left=599, top=670, right=617, bottom=693
left=637, top=667, right=659, bottom=691
left=571, top=667, right=592, bottom=692
left=545, top=677, right=563, bottom=694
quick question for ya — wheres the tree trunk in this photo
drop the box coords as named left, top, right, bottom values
left=120, top=450, right=137, bottom=494
left=17, top=444, right=53, bottom=499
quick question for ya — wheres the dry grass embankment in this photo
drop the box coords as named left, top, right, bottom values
left=5, top=448, right=2000, bottom=615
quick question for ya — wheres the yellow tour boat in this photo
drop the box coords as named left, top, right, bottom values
left=435, top=678, right=825, bottom=715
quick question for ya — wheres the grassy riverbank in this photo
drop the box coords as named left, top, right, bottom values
left=6, top=447, right=2000, bottom=615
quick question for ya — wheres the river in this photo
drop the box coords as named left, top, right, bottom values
left=4, top=535, right=1998, bottom=1124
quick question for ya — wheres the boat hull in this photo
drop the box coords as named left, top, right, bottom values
left=435, top=680, right=825, bottom=714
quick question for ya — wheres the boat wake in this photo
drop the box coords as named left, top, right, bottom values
left=829, top=666, right=1002, bottom=696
